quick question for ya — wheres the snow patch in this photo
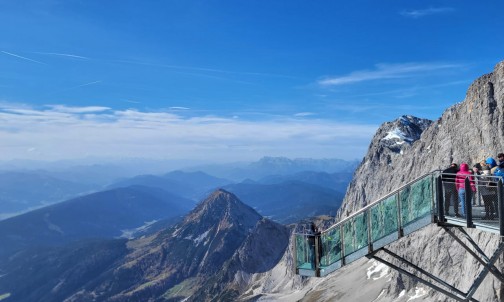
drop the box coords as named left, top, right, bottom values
left=172, top=227, right=182, bottom=237
left=44, top=213, right=64, bottom=235
left=382, top=128, right=412, bottom=143
left=119, top=220, right=157, bottom=239
left=366, top=259, right=390, bottom=280
left=407, top=287, right=427, bottom=301
left=194, top=230, right=210, bottom=245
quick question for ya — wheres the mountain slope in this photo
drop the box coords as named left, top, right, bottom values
left=76, top=189, right=288, bottom=301
left=0, top=239, right=128, bottom=302
left=0, top=189, right=290, bottom=302
left=0, top=186, right=192, bottom=260
left=109, top=170, right=232, bottom=201
left=258, top=170, right=353, bottom=191
left=0, top=171, right=95, bottom=219
left=224, top=181, right=344, bottom=223
left=333, top=61, right=504, bottom=301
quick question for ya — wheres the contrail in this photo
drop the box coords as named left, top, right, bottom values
left=32, top=52, right=89, bottom=60
left=1, top=51, right=47, bottom=65
left=72, top=81, right=101, bottom=88
left=113, top=59, right=298, bottom=79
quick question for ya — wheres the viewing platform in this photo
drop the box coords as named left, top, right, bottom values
left=294, top=171, right=504, bottom=301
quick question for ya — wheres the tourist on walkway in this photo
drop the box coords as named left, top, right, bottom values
left=455, top=163, right=476, bottom=217
left=472, top=163, right=482, bottom=206
left=480, top=165, right=496, bottom=219
left=442, top=163, right=459, bottom=216
left=488, top=157, right=499, bottom=174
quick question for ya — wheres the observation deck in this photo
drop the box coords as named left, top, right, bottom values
left=294, top=171, right=504, bottom=301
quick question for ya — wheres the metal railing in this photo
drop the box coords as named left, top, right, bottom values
left=439, top=173, right=504, bottom=232
left=294, top=171, right=436, bottom=277
left=294, top=170, right=504, bottom=277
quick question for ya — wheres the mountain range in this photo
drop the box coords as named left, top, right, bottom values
left=0, top=189, right=290, bottom=302
left=108, top=170, right=232, bottom=202
left=184, top=156, right=360, bottom=181
left=0, top=185, right=192, bottom=262
left=224, top=181, right=343, bottom=223
left=7, top=58, right=504, bottom=301
left=0, top=171, right=96, bottom=219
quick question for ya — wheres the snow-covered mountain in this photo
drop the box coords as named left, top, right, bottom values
left=379, top=115, right=432, bottom=154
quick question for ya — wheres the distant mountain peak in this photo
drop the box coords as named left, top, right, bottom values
left=380, top=115, right=432, bottom=153
left=176, top=189, right=262, bottom=241
left=194, top=189, right=243, bottom=214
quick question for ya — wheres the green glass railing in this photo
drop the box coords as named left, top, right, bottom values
left=295, top=172, right=435, bottom=277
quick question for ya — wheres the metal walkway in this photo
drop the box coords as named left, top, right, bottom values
left=294, top=171, right=504, bottom=301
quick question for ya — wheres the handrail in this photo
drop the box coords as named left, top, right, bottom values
left=295, top=167, right=504, bottom=284
left=297, top=170, right=440, bottom=235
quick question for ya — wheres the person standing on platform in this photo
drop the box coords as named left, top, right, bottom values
left=442, top=163, right=459, bottom=216
left=472, top=163, right=482, bottom=206
left=480, top=165, right=496, bottom=219
left=455, top=163, right=476, bottom=217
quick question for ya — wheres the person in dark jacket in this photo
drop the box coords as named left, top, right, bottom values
left=472, top=163, right=482, bottom=206
left=480, top=165, right=496, bottom=219
left=498, top=153, right=504, bottom=165
left=442, top=163, right=459, bottom=216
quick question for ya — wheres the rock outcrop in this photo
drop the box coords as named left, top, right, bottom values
left=335, top=60, right=504, bottom=301
left=338, top=115, right=432, bottom=216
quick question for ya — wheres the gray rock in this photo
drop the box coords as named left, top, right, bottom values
left=336, top=60, right=504, bottom=301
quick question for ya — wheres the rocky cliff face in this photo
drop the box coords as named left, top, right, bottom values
left=338, top=115, right=433, bottom=217
left=333, top=61, right=504, bottom=301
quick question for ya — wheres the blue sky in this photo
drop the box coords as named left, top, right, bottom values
left=1, top=0, right=503, bottom=163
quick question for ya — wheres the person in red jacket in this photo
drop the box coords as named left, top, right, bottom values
left=455, top=162, right=476, bottom=217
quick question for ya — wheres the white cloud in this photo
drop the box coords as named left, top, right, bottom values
left=47, top=105, right=111, bottom=113
left=169, top=106, right=190, bottom=110
left=400, top=7, right=455, bottom=19
left=0, top=104, right=377, bottom=162
left=294, top=112, right=315, bottom=117
left=318, top=62, right=461, bottom=86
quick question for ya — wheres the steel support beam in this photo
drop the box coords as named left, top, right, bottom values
left=369, top=249, right=476, bottom=302
left=442, top=227, right=504, bottom=283
left=368, top=234, right=504, bottom=302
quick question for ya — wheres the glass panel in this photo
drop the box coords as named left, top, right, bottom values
left=354, top=212, right=369, bottom=250
left=343, top=212, right=369, bottom=256
left=401, top=176, right=432, bottom=226
left=320, top=226, right=341, bottom=266
left=343, top=219, right=354, bottom=255
left=295, top=234, right=315, bottom=270
left=370, top=195, right=398, bottom=241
